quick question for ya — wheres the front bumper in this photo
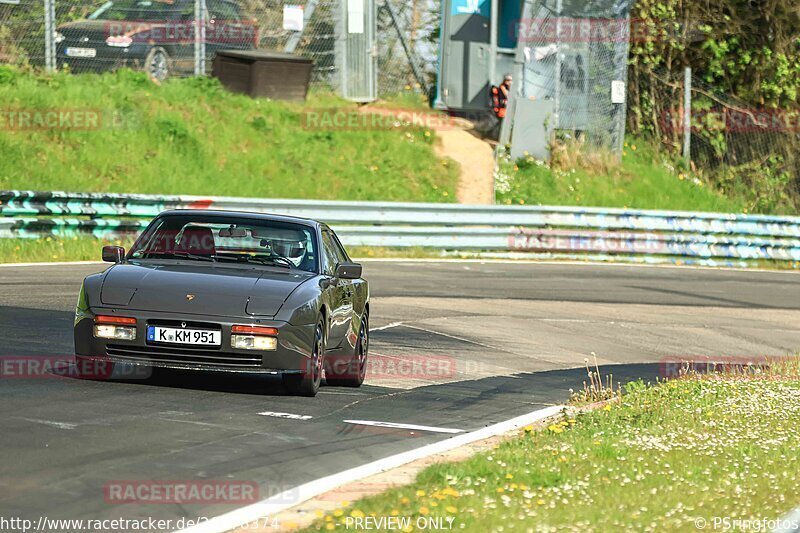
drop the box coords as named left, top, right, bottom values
left=74, top=307, right=315, bottom=375
left=56, top=43, right=152, bottom=73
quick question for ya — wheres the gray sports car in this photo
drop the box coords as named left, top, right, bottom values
left=73, top=210, right=369, bottom=396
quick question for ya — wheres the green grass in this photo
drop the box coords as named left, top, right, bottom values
left=3, top=238, right=799, bottom=268
left=0, top=236, right=135, bottom=263
left=0, top=66, right=458, bottom=201
left=496, top=141, right=796, bottom=214
left=303, top=366, right=800, bottom=531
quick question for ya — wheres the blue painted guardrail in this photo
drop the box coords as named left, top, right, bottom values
left=1, top=190, right=799, bottom=265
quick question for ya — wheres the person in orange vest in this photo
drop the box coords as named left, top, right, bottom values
left=489, top=74, right=512, bottom=139
left=491, top=74, right=512, bottom=118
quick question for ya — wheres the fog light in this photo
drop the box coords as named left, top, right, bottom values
left=94, top=325, right=136, bottom=340
left=232, top=334, right=277, bottom=351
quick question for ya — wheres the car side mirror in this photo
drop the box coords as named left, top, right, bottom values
left=102, top=245, right=125, bottom=263
left=335, top=262, right=362, bottom=280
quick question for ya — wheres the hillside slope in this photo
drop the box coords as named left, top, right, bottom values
left=0, top=67, right=458, bottom=202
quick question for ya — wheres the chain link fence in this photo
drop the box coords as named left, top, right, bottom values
left=377, top=0, right=438, bottom=98
left=0, top=0, right=428, bottom=97
left=647, top=68, right=800, bottom=212
left=515, top=0, right=632, bottom=155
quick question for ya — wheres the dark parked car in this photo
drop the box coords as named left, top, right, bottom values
left=56, top=0, right=257, bottom=81
left=73, top=210, right=369, bottom=397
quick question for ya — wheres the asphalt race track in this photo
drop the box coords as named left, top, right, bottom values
left=1, top=260, right=799, bottom=526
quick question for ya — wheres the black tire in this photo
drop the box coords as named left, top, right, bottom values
left=326, top=313, right=368, bottom=387
left=144, top=47, right=171, bottom=82
left=282, top=319, right=325, bottom=397
left=74, top=355, right=116, bottom=379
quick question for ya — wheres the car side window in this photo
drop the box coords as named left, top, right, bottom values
left=221, top=1, right=242, bottom=21
left=209, top=0, right=239, bottom=21
left=321, top=231, right=339, bottom=277
left=330, top=232, right=351, bottom=263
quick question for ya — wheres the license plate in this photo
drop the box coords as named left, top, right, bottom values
left=147, top=326, right=221, bottom=346
left=66, top=47, right=97, bottom=58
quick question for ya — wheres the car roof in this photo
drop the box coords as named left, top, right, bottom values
left=156, top=209, right=322, bottom=229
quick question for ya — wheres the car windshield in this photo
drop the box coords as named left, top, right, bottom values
left=89, top=0, right=190, bottom=21
left=129, top=214, right=318, bottom=273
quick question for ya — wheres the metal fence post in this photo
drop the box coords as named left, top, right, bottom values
left=194, top=0, right=207, bottom=76
left=683, top=66, right=692, bottom=163
left=553, top=0, right=562, bottom=131
left=43, top=0, right=56, bottom=72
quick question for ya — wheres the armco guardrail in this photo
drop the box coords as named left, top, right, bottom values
left=1, top=190, right=799, bottom=263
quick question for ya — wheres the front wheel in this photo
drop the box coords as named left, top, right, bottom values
left=326, top=313, right=368, bottom=387
left=282, top=319, right=325, bottom=397
left=144, top=47, right=171, bottom=83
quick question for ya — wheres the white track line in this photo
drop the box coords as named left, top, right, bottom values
left=343, top=420, right=464, bottom=434
left=258, top=411, right=313, bottom=421
left=175, top=405, right=564, bottom=533
left=370, top=321, right=404, bottom=332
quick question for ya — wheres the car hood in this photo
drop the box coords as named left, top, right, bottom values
left=100, top=262, right=313, bottom=317
left=58, top=19, right=155, bottom=32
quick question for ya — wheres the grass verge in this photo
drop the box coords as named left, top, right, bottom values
left=2, top=238, right=799, bottom=269
left=496, top=140, right=797, bottom=215
left=302, top=361, right=800, bottom=531
left=0, top=66, right=458, bottom=202
left=0, top=236, right=133, bottom=263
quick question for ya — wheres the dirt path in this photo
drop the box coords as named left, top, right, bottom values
left=359, top=106, right=496, bottom=204
left=433, top=125, right=496, bottom=204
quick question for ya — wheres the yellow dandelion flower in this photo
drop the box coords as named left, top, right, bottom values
left=416, top=490, right=426, bottom=497
left=350, top=510, right=365, bottom=518
left=506, top=474, right=514, bottom=479
left=446, top=506, right=458, bottom=513
left=419, top=506, right=430, bottom=515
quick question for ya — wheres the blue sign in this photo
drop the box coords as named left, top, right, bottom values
left=451, top=0, right=489, bottom=17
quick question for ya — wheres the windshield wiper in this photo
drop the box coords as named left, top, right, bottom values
left=141, top=251, right=215, bottom=262
left=216, top=253, right=293, bottom=269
